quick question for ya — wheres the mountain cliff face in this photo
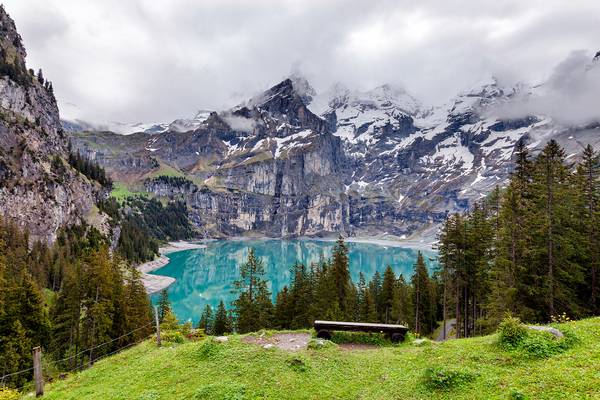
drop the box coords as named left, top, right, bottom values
left=0, top=7, right=102, bottom=243
left=71, top=57, right=600, bottom=240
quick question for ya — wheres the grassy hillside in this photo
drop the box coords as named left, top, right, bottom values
left=39, top=318, right=600, bottom=400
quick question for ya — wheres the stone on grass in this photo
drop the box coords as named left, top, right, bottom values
left=214, top=336, right=229, bottom=343
left=526, top=325, right=563, bottom=338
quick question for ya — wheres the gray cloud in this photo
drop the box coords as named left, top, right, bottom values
left=3, top=0, right=600, bottom=124
left=489, top=51, right=600, bottom=125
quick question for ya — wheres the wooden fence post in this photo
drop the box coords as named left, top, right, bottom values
left=32, top=346, right=43, bottom=397
left=154, top=306, right=161, bottom=347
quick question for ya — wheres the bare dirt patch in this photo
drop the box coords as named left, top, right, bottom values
left=338, top=343, right=379, bottom=351
left=242, top=333, right=311, bottom=351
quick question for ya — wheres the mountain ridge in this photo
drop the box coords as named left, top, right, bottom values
left=69, top=52, right=600, bottom=240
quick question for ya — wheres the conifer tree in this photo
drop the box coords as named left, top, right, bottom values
left=380, top=266, right=396, bottom=323
left=233, top=248, right=273, bottom=333
left=411, top=251, right=436, bottom=335
left=157, top=289, right=171, bottom=322
left=198, top=304, right=214, bottom=334
left=330, top=236, right=353, bottom=319
left=213, top=300, right=229, bottom=335
left=577, top=144, right=600, bottom=313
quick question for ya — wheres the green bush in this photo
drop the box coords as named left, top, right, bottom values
left=161, top=331, right=185, bottom=344
left=196, top=339, right=223, bottom=360
left=519, top=330, right=578, bottom=359
left=498, top=316, right=529, bottom=348
left=497, top=315, right=579, bottom=359
left=423, top=367, right=476, bottom=391
left=180, top=321, right=193, bottom=336
left=194, top=382, right=246, bottom=400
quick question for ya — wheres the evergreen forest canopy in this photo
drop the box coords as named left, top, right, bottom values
left=98, top=194, right=195, bottom=264
left=0, top=221, right=153, bottom=389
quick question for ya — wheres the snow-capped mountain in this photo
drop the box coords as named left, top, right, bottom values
left=61, top=109, right=213, bottom=135
left=70, top=52, right=600, bottom=240
left=61, top=119, right=170, bottom=135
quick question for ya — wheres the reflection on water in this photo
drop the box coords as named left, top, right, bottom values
left=151, top=239, right=436, bottom=325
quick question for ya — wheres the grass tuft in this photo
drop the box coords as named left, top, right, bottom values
left=193, top=382, right=247, bottom=400
left=422, top=366, right=477, bottom=391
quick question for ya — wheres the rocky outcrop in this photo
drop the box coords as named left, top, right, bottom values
left=0, top=6, right=101, bottom=243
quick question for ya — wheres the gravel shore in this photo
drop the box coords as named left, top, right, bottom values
left=137, top=241, right=206, bottom=294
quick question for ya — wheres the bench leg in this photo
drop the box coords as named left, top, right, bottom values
left=316, top=330, right=331, bottom=340
left=390, top=333, right=405, bottom=343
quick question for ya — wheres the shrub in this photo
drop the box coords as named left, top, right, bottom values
left=196, top=339, right=223, bottom=360
left=0, top=388, right=20, bottom=400
left=180, top=321, right=193, bottom=337
left=161, top=331, right=185, bottom=344
left=519, top=330, right=578, bottom=359
left=423, top=367, right=476, bottom=391
left=498, top=316, right=529, bottom=349
left=194, top=382, right=246, bottom=400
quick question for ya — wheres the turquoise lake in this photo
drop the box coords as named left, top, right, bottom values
left=151, top=239, right=437, bottom=325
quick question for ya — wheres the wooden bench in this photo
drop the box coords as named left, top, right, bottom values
left=313, top=320, right=408, bottom=343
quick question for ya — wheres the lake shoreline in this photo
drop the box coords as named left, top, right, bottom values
left=137, top=241, right=207, bottom=294
left=217, top=235, right=437, bottom=251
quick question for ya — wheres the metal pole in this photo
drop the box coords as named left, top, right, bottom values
left=154, top=306, right=161, bottom=347
left=32, top=346, right=43, bottom=397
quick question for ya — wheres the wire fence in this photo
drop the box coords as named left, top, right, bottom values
left=0, top=320, right=156, bottom=392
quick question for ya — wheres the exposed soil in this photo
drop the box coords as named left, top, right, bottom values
left=338, top=343, right=379, bottom=351
left=242, top=333, right=311, bottom=351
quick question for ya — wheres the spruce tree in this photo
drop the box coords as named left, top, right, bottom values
left=411, top=251, right=436, bottom=335
left=157, top=289, right=171, bottom=322
left=380, top=266, right=396, bottom=323
left=577, top=144, right=600, bottom=313
left=233, top=248, right=273, bottom=333
left=330, top=236, right=353, bottom=319
left=213, top=300, right=229, bottom=335
left=198, top=304, right=214, bottom=334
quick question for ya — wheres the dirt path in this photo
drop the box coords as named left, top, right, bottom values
left=242, top=333, right=311, bottom=351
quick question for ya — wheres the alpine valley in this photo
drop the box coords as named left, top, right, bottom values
left=68, top=62, right=600, bottom=241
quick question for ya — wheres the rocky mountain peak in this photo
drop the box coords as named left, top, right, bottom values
left=289, top=72, right=316, bottom=104
left=0, top=6, right=102, bottom=243
left=0, top=5, right=26, bottom=60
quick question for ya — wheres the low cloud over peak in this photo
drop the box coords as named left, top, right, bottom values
left=4, top=0, right=600, bottom=124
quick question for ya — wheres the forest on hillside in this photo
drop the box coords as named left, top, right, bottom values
left=0, top=221, right=153, bottom=389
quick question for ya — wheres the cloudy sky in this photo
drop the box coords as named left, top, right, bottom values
left=4, top=0, right=600, bottom=124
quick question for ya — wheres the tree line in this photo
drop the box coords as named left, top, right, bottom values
left=98, top=194, right=195, bottom=264
left=67, top=150, right=112, bottom=188
left=0, top=220, right=153, bottom=388
left=438, top=140, right=599, bottom=338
